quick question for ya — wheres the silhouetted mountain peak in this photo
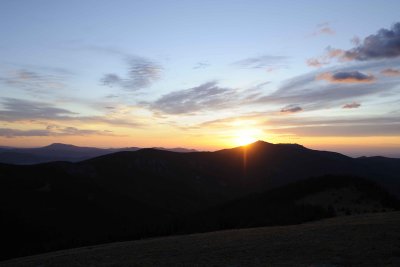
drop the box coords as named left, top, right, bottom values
left=249, top=140, right=273, bottom=146
left=44, top=143, right=79, bottom=149
left=230, top=140, right=273, bottom=150
left=243, top=140, right=307, bottom=152
left=277, top=143, right=307, bottom=149
left=151, top=147, right=198, bottom=153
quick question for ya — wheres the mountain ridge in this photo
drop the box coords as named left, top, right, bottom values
left=0, top=140, right=399, bottom=260
left=0, top=142, right=199, bottom=165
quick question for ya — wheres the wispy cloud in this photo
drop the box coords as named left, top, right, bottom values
left=267, top=115, right=400, bottom=137
left=148, top=81, right=236, bottom=114
left=0, top=126, right=114, bottom=138
left=147, top=59, right=399, bottom=116
left=0, top=98, right=77, bottom=121
left=101, top=56, right=162, bottom=91
left=311, top=22, right=335, bottom=36
left=280, top=105, right=302, bottom=113
left=269, top=124, right=400, bottom=137
left=193, top=62, right=210, bottom=69
left=0, top=98, right=142, bottom=128
left=381, top=68, right=400, bottom=77
left=101, top=73, right=122, bottom=87
left=191, top=111, right=400, bottom=138
left=266, top=116, right=400, bottom=128
left=0, top=128, right=51, bottom=138
left=199, top=113, right=400, bottom=129
left=307, top=48, right=346, bottom=67
left=233, top=55, right=287, bottom=69
left=254, top=60, right=400, bottom=111
left=72, top=45, right=162, bottom=91
left=0, top=69, right=66, bottom=93
left=307, top=58, right=325, bottom=67
left=146, top=80, right=276, bottom=115
left=343, top=102, right=361, bottom=109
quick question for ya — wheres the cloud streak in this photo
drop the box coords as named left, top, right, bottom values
left=147, top=58, right=400, bottom=116
left=0, top=98, right=77, bottom=121
left=149, top=81, right=237, bottom=114
left=0, top=98, right=142, bottom=128
left=265, top=115, right=400, bottom=137
left=101, top=56, right=162, bottom=91
left=269, top=124, right=400, bottom=137
left=280, top=105, right=302, bottom=113
left=311, top=23, right=335, bottom=36
left=0, top=126, right=114, bottom=138
left=381, top=68, right=400, bottom=77
left=191, top=111, right=400, bottom=138
left=343, top=102, right=361, bottom=109
left=0, top=69, right=66, bottom=93
left=233, top=55, right=287, bottom=69
left=255, top=60, right=400, bottom=112
left=193, top=62, right=210, bottom=69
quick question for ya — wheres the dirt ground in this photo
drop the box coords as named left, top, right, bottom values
left=1, top=212, right=400, bottom=267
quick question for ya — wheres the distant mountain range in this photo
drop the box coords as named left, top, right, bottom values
left=0, top=143, right=198, bottom=164
left=0, top=140, right=399, bottom=260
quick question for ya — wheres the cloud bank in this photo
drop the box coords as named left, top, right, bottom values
left=307, top=22, right=400, bottom=67
left=316, top=71, right=375, bottom=83
left=343, top=22, right=400, bottom=61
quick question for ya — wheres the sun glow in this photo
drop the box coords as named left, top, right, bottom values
left=233, top=129, right=263, bottom=146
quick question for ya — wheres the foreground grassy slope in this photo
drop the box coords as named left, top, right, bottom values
left=2, top=212, right=400, bottom=267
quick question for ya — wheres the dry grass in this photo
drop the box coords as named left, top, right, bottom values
left=1, top=212, right=400, bottom=267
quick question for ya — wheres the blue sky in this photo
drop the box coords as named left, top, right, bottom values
left=0, top=0, right=400, bottom=156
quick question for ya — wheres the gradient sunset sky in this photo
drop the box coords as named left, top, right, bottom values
left=1, top=0, right=400, bottom=156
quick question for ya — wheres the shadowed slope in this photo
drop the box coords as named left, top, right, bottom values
left=2, top=212, right=400, bottom=267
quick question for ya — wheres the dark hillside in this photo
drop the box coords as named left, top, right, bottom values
left=186, top=175, right=399, bottom=232
left=0, top=141, right=399, bottom=260
left=2, top=212, right=400, bottom=267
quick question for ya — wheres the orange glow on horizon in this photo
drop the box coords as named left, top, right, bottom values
left=0, top=133, right=399, bottom=157
left=232, top=128, right=264, bottom=147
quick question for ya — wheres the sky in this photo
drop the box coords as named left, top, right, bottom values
left=0, top=0, right=400, bottom=157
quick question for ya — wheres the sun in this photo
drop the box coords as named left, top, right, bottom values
left=233, top=129, right=261, bottom=146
